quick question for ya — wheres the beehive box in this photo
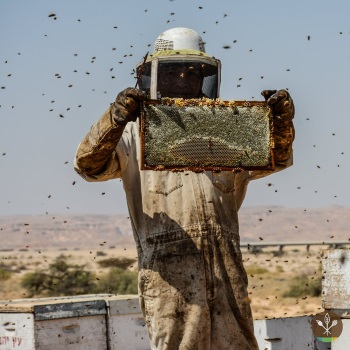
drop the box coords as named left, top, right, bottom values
left=322, top=249, right=350, bottom=310
left=0, top=294, right=150, bottom=350
left=107, top=297, right=149, bottom=350
left=253, top=316, right=324, bottom=350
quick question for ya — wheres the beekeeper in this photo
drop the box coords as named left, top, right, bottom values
left=74, top=27, right=295, bottom=350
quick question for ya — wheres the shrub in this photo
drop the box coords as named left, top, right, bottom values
left=95, top=267, right=138, bottom=294
left=97, top=257, right=136, bottom=269
left=282, top=274, right=322, bottom=298
left=245, top=265, right=268, bottom=275
left=21, top=255, right=139, bottom=297
left=21, top=255, right=96, bottom=297
left=0, top=267, right=11, bottom=281
left=96, top=251, right=107, bottom=257
left=276, top=265, right=284, bottom=273
left=272, top=250, right=284, bottom=257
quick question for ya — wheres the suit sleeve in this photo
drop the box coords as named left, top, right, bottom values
left=74, top=106, right=130, bottom=182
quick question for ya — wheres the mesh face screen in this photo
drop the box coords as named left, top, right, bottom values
left=154, top=38, right=174, bottom=52
left=140, top=99, right=274, bottom=171
left=136, top=56, right=220, bottom=99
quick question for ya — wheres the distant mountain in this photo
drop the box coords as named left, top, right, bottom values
left=0, top=206, right=349, bottom=250
left=239, top=205, right=349, bottom=243
left=0, top=214, right=133, bottom=250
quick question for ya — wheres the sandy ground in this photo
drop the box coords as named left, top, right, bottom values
left=0, top=245, right=324, bottom=320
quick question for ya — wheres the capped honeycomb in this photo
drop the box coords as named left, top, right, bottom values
left=140, top=98, right=274, bottom=171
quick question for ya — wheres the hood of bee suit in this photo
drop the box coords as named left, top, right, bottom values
left=136, top=28, right=221, bottom=99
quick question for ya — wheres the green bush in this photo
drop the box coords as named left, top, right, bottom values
left=97, top=257, right=136, bottom=269
left=21, top=255, right=96, bottom=297
left=245, top=265, right=269, bottom=275
left=282, top=274, right=322, bottom=298
left=0, top=267, right=11, bottom=281
left=21, top=255, right=138, bottom=297
left=95, top=267, right=138, bottom=294
left=275, top=265, right=284, bottom=273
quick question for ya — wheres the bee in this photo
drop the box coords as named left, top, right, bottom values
left=339, top=253, right=347, bottom=265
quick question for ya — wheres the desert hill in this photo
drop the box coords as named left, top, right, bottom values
left=0, top=206, right=349, bottom=250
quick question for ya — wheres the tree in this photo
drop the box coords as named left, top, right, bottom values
left=282, top=273, right=322, bottom=298
left=95, top=267, right=138, bottom=294
left=21, top=255, right=96, bottom=297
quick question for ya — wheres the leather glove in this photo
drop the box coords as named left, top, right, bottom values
left=261, top=89, right=295, bottom=162
left=112, top=87, right=147, bottom=125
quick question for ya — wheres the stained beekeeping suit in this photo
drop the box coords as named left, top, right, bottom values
left=74, top=28, right=295, bottom=350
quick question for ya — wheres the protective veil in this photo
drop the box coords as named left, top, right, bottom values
left=136, top=28, right=220, bottom=100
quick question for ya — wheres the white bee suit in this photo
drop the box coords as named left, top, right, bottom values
left=75, top=106, right=292, bottom=350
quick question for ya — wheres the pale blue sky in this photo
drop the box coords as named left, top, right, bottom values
left=1, top=0, right=349, bottom=215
